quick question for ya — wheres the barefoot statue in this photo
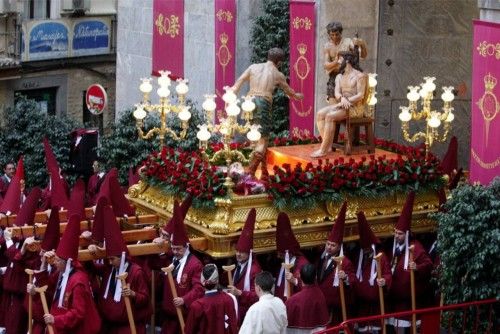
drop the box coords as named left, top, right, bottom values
left=311, top=51, right=367, bottom=158
left=231, top=47, right=304, bottom=177
left=324, top=21, right=367, bottom=102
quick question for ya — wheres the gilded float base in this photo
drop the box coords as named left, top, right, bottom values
left=128, top=181, right=440, bottom=258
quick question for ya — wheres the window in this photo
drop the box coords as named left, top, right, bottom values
left=15, top=87, right=58, bottom=115
left=27, top=0, right=51, bottom=19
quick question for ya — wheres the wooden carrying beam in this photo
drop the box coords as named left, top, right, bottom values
left=0, top=207, right=158, bottom=228
left=5, top=215, right=160, bottom=239
left=77, top=237, right=208, bottom=262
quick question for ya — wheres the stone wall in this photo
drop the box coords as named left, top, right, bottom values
left=116, top=0, right=262, bottom=117
left=376, top=0, right=479, bottom=168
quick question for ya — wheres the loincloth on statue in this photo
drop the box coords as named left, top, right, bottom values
left=253, top=96, right=273, bottom=136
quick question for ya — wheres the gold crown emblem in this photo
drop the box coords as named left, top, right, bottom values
left=297, top=43, right=307, bottom=55
left=220, top=33, right=228, bottom=45
left=484, top=73, right=497, bottom=91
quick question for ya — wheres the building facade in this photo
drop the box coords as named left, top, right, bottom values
left=0, top=0, right=117, bottom=132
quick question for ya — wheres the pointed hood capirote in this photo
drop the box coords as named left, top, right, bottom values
left=357, top=211, right=380, bottom=249
left=103, top=204, right=128, bottom=257
left=43, top=137, right=69, bottom=208
left=163, top=195, right=192, bottom=235
left=12, top=187, right=41, bottom=226
left=235, top=208, right=256, bottom=253
left=91, top=197, right=109, bottom=245
left=440, top=136, right=458, bottom=176
left=395, top=191, right=415, bottom=233
left=97, top=168, right=135, bottom=217
left=67, top=179, right=86, bottom=219
left=276, top=212, right=301, bottom=255
left=171, top=203, right=190, bottom=246
left=41, top=206, right=61, bottom=252
left=0, top=157, right=24, bottom=215
left=56, top=214, right=81, bottom=261
left=328, top=201, right=347, bottom=244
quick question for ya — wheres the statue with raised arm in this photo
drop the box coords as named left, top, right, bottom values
left=324, top=21, right=367, bottom=103
left=232, top=47, right=304, bottom=177
left=311, top=51, right=367, bottom=158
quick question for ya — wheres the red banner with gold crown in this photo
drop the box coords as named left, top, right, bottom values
left=214, top=0, right=236, bottom=123
left=470, top=20, right=500, bottom=185
left=289, top=0, right=316, bottom=136
left=152, top=0, right=184, bottom=78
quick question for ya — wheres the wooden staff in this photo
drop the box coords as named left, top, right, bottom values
left=374, top=253, right=386, bottom=334
left=222, top=264, right=236, bottom=286
left=25, top=268, right=34, bottom=334
left=150, top=270, right=155, bottom=334
left=409, top=245, right=417, bottom=334
left=116, top=272, right=137, bottom=334
left=281, top=263, right=294, bottom=299
left=333, top=256, right=347, bottom=322
left=162, top=264, right=185, bottom=334
left=34, top=285, right=54, bottom=334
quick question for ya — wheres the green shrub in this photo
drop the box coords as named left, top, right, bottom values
left=433, top=178, right=500, bottom=332
left=0, top=95, right=79, bottom=188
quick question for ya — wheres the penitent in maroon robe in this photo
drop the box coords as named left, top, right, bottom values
left=184, top=290, right=238, bottom=334
left=232, top=259, right=261, bottom=324
left=274, top=254, right=309, bottom=301
left=285, top=284, right=330, bottom=330
left=387, top=240, right=432, bottom=314
left=97, top=262, right=152, bottom=334
left=316, top=253, right=357, bottom=325
left=49, top=265, right=102, bottom=334
left=354, top=252, right=392, bottom=328
left=0, top=239, right=40, bottom=334
left=161, top=253, right=204, bottom=334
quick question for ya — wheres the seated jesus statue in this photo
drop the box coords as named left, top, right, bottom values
left=311, top=51, right=367, bottom=158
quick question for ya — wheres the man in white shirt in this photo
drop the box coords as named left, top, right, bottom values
left=239, top=271, right=288, bottom=334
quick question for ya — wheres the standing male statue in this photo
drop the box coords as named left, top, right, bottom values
left=324, top=21, right=367, bottom=103
left=231, top=47, right=304, bottom=177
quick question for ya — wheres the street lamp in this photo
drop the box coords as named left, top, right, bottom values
left=133, top=70, right=192, bottom=148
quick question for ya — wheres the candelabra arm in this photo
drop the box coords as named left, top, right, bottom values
left=136, top=124, right=161, bottom=140
left=401, top=122, right=427, bottom=143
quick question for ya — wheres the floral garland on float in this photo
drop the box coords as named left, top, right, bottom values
left=141, top=134, right=445, bottom=210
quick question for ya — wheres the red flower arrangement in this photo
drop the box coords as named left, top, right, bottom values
left=141, top=146, right=227, bottom=208
left=141, top=135, right=445, bottom=209
left=264, top=137, right=445, bottom=209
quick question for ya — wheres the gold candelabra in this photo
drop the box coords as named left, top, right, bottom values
left=133, top=70, right=192, bottom=148
left=398, top=77, right=455, bottom=158
left=197, top=87, right=261, bottom=193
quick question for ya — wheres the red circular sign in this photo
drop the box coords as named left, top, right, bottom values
left=86, top=84, right=107, bottom=115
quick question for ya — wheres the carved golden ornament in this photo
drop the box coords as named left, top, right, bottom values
left=292, top=16, right=312, bottom=30
left=217, top=33, right=232, bottom=81
left=291, top=43, right=312, bottom=117
left=216, top=9, right=233, bottom=23
left=476, top=73, right=499, bottom=145
left=476, top=41, right=500, bottom=59
left=155, top=13, right=180, bottom=38
left=471, top=148, right=500, bottom=170
left=127, top=184, right=440, bottom=257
